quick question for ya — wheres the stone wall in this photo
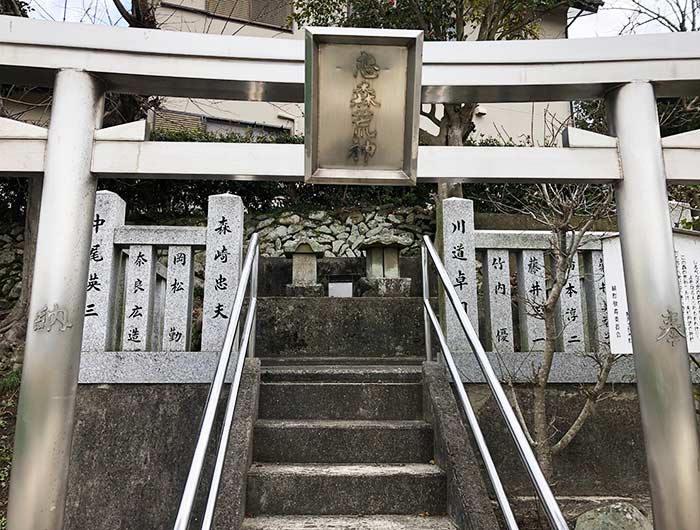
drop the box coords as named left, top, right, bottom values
left=0, top=224, right=24, bottom=312
left=244, top=206, right=436, bottom=258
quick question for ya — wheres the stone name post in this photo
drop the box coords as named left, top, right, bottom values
left=439, top=198, right=478, bottom=353
left=82, top=191, right=125, bottom=351
left=201, top=194, right=244, bottom=352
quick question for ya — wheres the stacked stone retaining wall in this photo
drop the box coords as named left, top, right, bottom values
left=244, top=205, right=436, bottom=258
left=0, top=223, right=24, bottom=312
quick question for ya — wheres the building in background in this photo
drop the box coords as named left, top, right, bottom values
left=153, top=0, right=601, bottom=142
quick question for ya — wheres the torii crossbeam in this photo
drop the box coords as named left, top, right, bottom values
left=1, top=14, right=700, bottom=530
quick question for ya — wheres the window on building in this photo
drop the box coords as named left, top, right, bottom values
left=205, top=0, right=291, bottom=29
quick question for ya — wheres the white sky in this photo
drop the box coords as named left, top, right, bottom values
left=27, top=0, right=675, bottom=37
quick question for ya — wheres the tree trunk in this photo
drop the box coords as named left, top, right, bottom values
left=532, top=306, right=558, bottom=482
left=437, top=104, right=471, bottom=200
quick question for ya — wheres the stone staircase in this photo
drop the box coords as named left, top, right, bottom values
left=241, top=365, right=456, bottom=530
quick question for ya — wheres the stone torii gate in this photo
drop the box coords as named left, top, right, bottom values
left=1, top=14, right=700, bottom=530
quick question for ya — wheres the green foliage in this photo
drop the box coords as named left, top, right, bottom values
left=292, top=0, right=565, bottom=41
left=0, top=373, right=20, bottom=395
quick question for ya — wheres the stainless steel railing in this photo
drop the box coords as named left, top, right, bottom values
left=173, top=232, right=260, bottom=530
left=421, top=235, right=569, bottom=530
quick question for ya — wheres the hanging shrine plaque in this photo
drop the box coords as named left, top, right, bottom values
left=304, top=27, right=423, bottom=185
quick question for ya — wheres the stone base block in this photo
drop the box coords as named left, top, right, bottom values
left=285, top=283, right=325, bottom=297
left=358, top=277, right=412, bottom=297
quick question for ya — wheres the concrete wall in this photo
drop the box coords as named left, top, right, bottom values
left=65, top=360, right=261, bottom=530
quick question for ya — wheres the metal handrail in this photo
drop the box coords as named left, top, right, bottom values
left=173, top=233, right=260, bottom=530
left=421, top=235, right=569, bottom=530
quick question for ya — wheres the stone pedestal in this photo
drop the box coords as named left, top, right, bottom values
left=285, top=284, right=325, bottom=297
left=358, top=277, right=412, bottom=297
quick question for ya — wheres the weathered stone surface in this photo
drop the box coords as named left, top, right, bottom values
left=254, top=297, right=430, bottom=357
left=285, top=284, right=324, bottom=297
left=362, top=232, right=413, bottom=249
left=287, top=224, right=303, bottom=235
left=247, top=463, right=445, bottom=516
left=163, top=245, right=194, bottom=351
left=575, top=502, right=652, bottom=530
left=213, top=359, right=261, bottom=530
left=557, top=255, right=585, bottom=353
left=283, top=238, right=324, bottom=256
left=473, top=384, right=650, bottom=497
left=423, top=362, right=501, bottom=530
left=358, top=277, right=412, bottom=297
left=259, top=381, right=423, bottom=421
left=440, top=198, right=478, bottom=350
left=82, top=191, right=126, bottom=351
left=483, top=249, right=514, bottom=351
left=517, top=249, right=546, bottom=351
left=330, top=223, right=346, bottom=236
left=202, top=194, right=243, bottom=351
left=345, top=212, right=364, bottom=225
left=308, top=211, right=327, bottom=221
left=278, top=214, right=301, bottom=225
left=254, top=420, right=432, bottom=463
left=121, top=244, right=156, bottom=351
left=241, top=515, right=456, bottom=530
left=66, top=359, right=261, bottom=530
left=0, top=248, right=14, bottom=265
left=256, top=217, right=275, bottom=230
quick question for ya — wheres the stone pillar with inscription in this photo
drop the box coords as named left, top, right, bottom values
left=440, top=198, right=478, bottom=352
left=201, top=194, right=244, bottom=352
left=584, top=250, right=609, bottom=351
left=556, top=256, right=585, bottom=353
left=517, top=250, right=546, bottom=352
left=163, top=246, right=194, bottom=351
left=82, top=191, right=125, bottom=351
left=121, top=245, right=156, bottom=351
left=483, top=249, right=514, bottom=352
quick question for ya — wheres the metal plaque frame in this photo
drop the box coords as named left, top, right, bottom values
left=304, top=27, right=423, bottom=185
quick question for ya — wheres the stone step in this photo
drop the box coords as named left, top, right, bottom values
left=254, top=420, right=433, bottom=463
left=260, top=366, right=422, bottom=383
left=246, top=463, right=447, bottom=516
left=241, top=515, right=457, bottom=530
left=258, top=382, right=423, bottom=420
left=259, top=356, right=426, bottom=367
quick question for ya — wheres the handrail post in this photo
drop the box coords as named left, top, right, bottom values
left=421, top=243, right=432, bottom=361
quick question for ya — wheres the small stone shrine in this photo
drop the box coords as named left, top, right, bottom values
left=357, top=232, right=413, bottom=297
left=283, top=239, right=325, bottom=297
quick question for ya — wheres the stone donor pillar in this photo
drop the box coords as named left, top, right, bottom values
left=607, top=81, right=700, bottom=530
left=8, top=70, right=105, bottom=530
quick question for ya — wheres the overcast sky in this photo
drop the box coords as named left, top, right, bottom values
left=27, top=0, right=673, bottom=38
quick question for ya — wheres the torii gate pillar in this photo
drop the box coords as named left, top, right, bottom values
left=607, top=81, right=700, bottom=530
left=7, top=69, right=105, bottom=530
